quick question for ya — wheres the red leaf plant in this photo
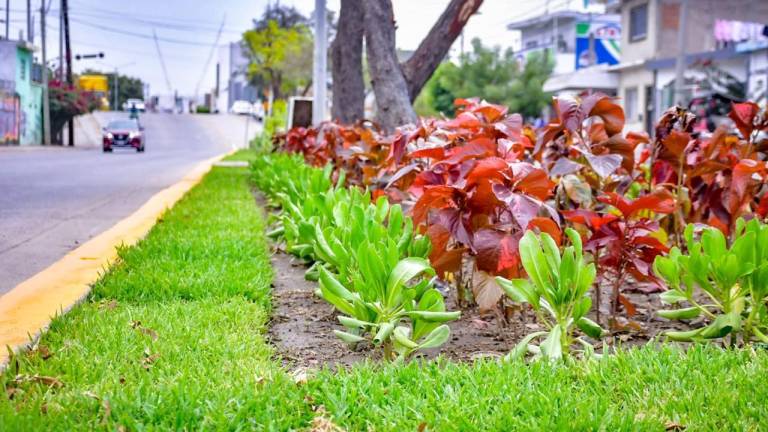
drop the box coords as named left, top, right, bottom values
left=564, top=189, right=674, bottom=327
left=651, top=104, right=768, bottom=236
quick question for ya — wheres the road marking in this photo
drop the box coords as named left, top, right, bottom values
left=0, top=153, right=229, bottom=368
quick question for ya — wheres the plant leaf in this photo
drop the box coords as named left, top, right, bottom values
left=418, top=325, right=451, bottom=349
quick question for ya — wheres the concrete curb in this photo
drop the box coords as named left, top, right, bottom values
left=0, top=152, right=230, bottom=368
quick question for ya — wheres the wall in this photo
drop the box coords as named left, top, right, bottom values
left=619, top=0, right=657, bottom=63
left=657, top=0, right=768, bottom=59
left=617, top=66, right=654, bottom=132
left=0, top=41, right=19, bottom=144
left=519, top=17, right=578, bottom=53
left=15, top=45, right=41, bottom=145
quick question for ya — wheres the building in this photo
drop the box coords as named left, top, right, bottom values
left=609, top=0, right=768, bottom=132
left=214, top=41, right=259, bottom=114
left=508, top=4, right=621, bottom=98
left=0, top=39, right=42, bottom=145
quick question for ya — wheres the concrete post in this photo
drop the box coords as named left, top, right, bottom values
left=312, top=0, right=327, bottom=125
left=41, top=1, right=50, bottom=145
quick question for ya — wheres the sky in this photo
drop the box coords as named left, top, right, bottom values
left=2, top=0, right=586, bottom=98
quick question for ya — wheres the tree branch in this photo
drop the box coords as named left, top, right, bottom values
left=401, top=0, right=483, bottom=102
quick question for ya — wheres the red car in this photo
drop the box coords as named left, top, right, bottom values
left=102, top=119, right=145, bottom=153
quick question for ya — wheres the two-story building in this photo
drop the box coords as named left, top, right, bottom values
left=508, top=7, right=622, bottom=97
left=610, top=0, right=768, bottom=132
left=0, top=39, right=42, bottom=145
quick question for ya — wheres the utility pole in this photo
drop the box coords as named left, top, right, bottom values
left=62, top=0, right=73, bottom=146
left=41, top=0, right=51, bottom=145
left=312, top=0, right=327, bottom=124
left=4, top=0, right=8, bottom=39
left=26, top=0, right=32, bottom=42
left=673, top=0, right=688, bottom=106
left=58, top=0, right=63, bottom=80
left=113, top=69, right=118, bottom=110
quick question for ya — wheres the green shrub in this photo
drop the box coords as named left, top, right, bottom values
left=496, top=228, right=603, bottom=361
left=251, top=99, right=287, bottom=152
left=252, top=153, right=458, bottom=359
left=654, top=219, right=768, bottom=344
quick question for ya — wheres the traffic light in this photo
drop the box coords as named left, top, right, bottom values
left=74, top=52, right=105, bottom=60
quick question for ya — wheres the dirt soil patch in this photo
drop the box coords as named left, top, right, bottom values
left=268, top=249, right=373, bottom=369
left=255, top=189, right=693, bottom=368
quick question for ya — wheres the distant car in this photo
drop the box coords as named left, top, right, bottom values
left=230, top=100, right=253, bottom=116
left=103, top=119, right=145, bottom=153
left=122, top=98, right=146, bottom=112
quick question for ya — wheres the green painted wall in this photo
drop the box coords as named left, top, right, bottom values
left=15, top=46, right=42, bottom=145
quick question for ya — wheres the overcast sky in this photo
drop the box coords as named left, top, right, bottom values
left=3, top=0, right=587, bottom=97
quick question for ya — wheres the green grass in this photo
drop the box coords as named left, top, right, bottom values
left=91, top=167, right=271, bottom=305
left=305, top=346, right=768, bottom=431
left=3, top=155, right=768, bottom=431
left=0, top=165, right=306, bottom=430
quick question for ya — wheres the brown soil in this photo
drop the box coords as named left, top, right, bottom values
left=267, top=249, right=374, bottom=369
left=255, top=189, right=694, bottom=368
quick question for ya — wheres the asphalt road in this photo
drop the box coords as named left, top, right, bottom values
left=0, top=112, right=259, bottom=295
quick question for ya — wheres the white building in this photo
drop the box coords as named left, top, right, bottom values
left=508, top=9, right=620, bottom=75
left=214, top=41, right=259, bottom=114
left=508, top=6, right=622, bottom=106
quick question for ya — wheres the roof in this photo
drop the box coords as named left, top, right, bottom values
left=543, top=65, right=618, bottom=93
left=507, top=11, right=619, bottom=31
left=644, top=47, right=743, bottom=70
left=0, top=39, right=36, bottom=52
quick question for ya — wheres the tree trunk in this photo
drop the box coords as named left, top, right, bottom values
left=401, top=0, right=483, bottom=102
left=271, top=71, right=283, bottom=101
left=363, top=0, right=417, bottom=132
left=331, top=0, right=365, bottom=124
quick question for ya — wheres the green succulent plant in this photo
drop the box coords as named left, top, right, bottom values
left=496, top=228, right=603, bottom=362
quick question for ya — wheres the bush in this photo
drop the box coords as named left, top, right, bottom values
left=251, top=99, right=287, bottom=152
left=49, top=79, right=100, bottom=140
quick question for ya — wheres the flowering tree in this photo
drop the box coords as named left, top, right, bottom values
left=49, top=79, right=100, bottom=143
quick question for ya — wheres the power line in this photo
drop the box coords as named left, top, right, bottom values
left=47, top=22, right=204, bottom=62
left=69, top=17, right=226, bottom=47
left=67, top=0, right=244, bottom=29
left=59, top=7, right=243, bottom=35
left=194, top=15, right=226, bottom=99
left=152, top=28, right=173, bottom=95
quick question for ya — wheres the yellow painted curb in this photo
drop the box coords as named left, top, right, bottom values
left=0, top=152, right=230, bottom=367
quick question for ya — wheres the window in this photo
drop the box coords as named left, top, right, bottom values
left=19, top=58, right=26, bottom=81
left=629, top=3, right=648, bottom=42
left=625, top=87, right=638, bottom=121
left=525, top=40, right=539, bottom=49
left=31, top=63, right=42, bottom=83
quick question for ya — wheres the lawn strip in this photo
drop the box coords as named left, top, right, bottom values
left=302, top=345, right=768, bottom=431
left=91, top=166, right=272, bottom=305
left=1, top=165, right=312, bottom=430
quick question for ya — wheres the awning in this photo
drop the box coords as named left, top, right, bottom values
left=543, top=66, right=618, bottom=93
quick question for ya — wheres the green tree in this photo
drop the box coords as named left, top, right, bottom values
left=420, top=38, right=554, bottom=119
left=506, top=50, right=554, bottom=119
left=243, top=18, right=312, bottom=100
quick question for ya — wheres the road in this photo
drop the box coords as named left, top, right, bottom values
left=0, top=112, right=260, bottom=295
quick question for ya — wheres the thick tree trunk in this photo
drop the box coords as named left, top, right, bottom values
left=331, top=0, right=365, bottom=123
left=363, top=0, right=417, bottom=132
left=401, top=0, right=483, bottom=101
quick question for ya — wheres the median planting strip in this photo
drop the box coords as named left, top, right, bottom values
left=0, top=155, right=223, bottom=367
left=2, top=151, right=767, bottom=430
